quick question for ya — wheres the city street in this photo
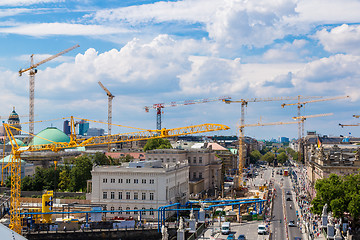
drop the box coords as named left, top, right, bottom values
left=198, top=165, right=307, bottom=240
left=271, top=167, right=303, bottom=240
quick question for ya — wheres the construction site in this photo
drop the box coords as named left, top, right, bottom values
left=0, top=44, right=355, bottom=240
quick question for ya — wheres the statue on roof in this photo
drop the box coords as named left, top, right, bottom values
left=189, top=208, right=195, bottom=220
left=355, top=148, right=360, bottom=161
left=178, top=217, right=184, bottom=230
left=317, top=145, right=325, bottom=161
left=311, top=144, right=316, bottom=154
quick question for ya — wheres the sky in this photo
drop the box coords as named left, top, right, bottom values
left=0, top=0, right=360, bottom=140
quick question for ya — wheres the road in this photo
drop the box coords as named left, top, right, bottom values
left=271, top=167, right=303, bottom=240
left=198, top=165, right=306, bottom=240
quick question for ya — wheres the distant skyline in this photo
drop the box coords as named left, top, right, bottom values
left=1, top=0, right=360, bottom=139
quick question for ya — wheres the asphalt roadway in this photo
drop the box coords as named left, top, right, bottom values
left=198, top=166, right=305, bottom=240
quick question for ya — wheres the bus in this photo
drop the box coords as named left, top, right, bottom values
left=284, top=169, right=289, bottom=176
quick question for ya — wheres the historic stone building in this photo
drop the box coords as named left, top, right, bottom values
left=305, top=144, right=360, bottom=198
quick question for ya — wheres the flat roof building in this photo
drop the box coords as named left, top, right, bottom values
left=90, top=160, right=189, bottom=220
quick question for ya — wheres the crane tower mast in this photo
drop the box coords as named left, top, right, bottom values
left=19, top=44, right=80, bottom=135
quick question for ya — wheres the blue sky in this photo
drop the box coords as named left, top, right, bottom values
left=1, top=0, right=360, bottom=140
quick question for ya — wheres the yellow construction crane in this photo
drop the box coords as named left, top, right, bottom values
left=353, top=115, right=360, bottom=118
left=98, top=81, right=115, bottom=136
left=292, top=113, right=333, bottom=139
left=339, top=123, right=360, bottom=127
left=4, top=117, right=229, bottom=233
left=19, top=44, right=80, bottom=135
left=234, top=120, right=300, bottom=189
left=223, top=96, right=321, bottom=189
left=281, top=96, right=349, bottom=162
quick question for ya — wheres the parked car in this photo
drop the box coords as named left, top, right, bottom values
left=237, top=234, right=246, bottom=240
left=226, top=233, right=235, bottom=240
left=286, top=197, right=292, bottom=201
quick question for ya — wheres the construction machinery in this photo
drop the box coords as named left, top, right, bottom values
left=98, top=81, right=115, bottom=136
left=4, top=117, right=230, bottom=233
left=281, top=95, right=350, bottom=162
left=19, top=44, right=80, bottom=135
left=234, top=120, right=300, bottom=189
left=145, top=96, right=230, bottom=130
left=353, top=115, right=360, bottom=118
left=223, top=96, right=321, bottom=189
left=292, top=113, right=333, bottom=139
left=339, top=123, right=360, bottom=128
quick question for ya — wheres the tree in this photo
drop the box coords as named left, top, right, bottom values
left=249, top=150, right=262, bottom=164
left=261, top=152, right=275, bottom=163
left=69, top=155, right=93, bottom=192
left=277, top=152, right=288, bottom=164
left=311, top=173, right=360, bottom=222
left=21, top=176, right=34, bottom=191
left=277, top=148, right=286, bottom=154
left=143, top=138, right=172, bottom=151
left=119, top=154, right=134, bottom=163
left=93, top=152, right=111, bottom=165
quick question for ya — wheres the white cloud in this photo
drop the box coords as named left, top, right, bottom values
left=263, top=39, right=310, bottom=62
left=178, top=56, right=243, bottom=94
left=0, top=22, right=130, bottom=36
left=315, top=24, right=360, bottom=55
left=91, top=0, right=220, bottom=24
left=295, top=0, right=360, bottom=23
left=32, top=35, right=211, bottom=98
left=260, top=54, right=360, bottom=100
left=91, top=0, right=299, bottom=48
left=0, top=0, right=63, bottom=7
left=0, top=8, right=33, bottom=17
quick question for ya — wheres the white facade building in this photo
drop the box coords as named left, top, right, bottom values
left=146, top=149, right=222, bottom=196
left=90, top=160, right=189, bottom=220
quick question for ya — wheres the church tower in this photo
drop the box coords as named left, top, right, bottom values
left=8, top=107, right=21, bottom=135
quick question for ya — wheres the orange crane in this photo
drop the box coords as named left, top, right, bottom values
left=4, top=117, right=230, bottom=233
left=98, top=81, right=115, bottom=136
left=353, top=115, right=360, bottom=118
left=223, top=96, right=321, bottom=188
left=281, top=95, right=349, bottom=162
left=19, top=44, right=80, bottom=135
left=145, top=96, right=230, bottom=130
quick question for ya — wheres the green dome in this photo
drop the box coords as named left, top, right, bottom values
left=1, top=154, right=25, bottom=163
left=29, top=127, right=70, bottom=146
left=6, top=139, right=25, bottom=147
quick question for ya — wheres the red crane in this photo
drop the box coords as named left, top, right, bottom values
left=145, top=96, right=231, bottom=130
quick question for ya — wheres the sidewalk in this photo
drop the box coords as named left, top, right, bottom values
left=290, top=170, right=326, bottom=240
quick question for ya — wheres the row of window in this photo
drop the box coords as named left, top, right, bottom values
left=103, top=178, right=155, bottom=184
left=147, top=157, right=177, bottom=163
left=188, top=156, right=203, bottom=164
left=109, top=206, right=154, bottom=215
left=147, top=156, right=203, bottom=163
left=103, top=191, right=155, bottom=200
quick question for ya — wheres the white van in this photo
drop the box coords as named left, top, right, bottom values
left=221, top=222, right=230, bottom=235
left=257, top=224, right=267, bottom=234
